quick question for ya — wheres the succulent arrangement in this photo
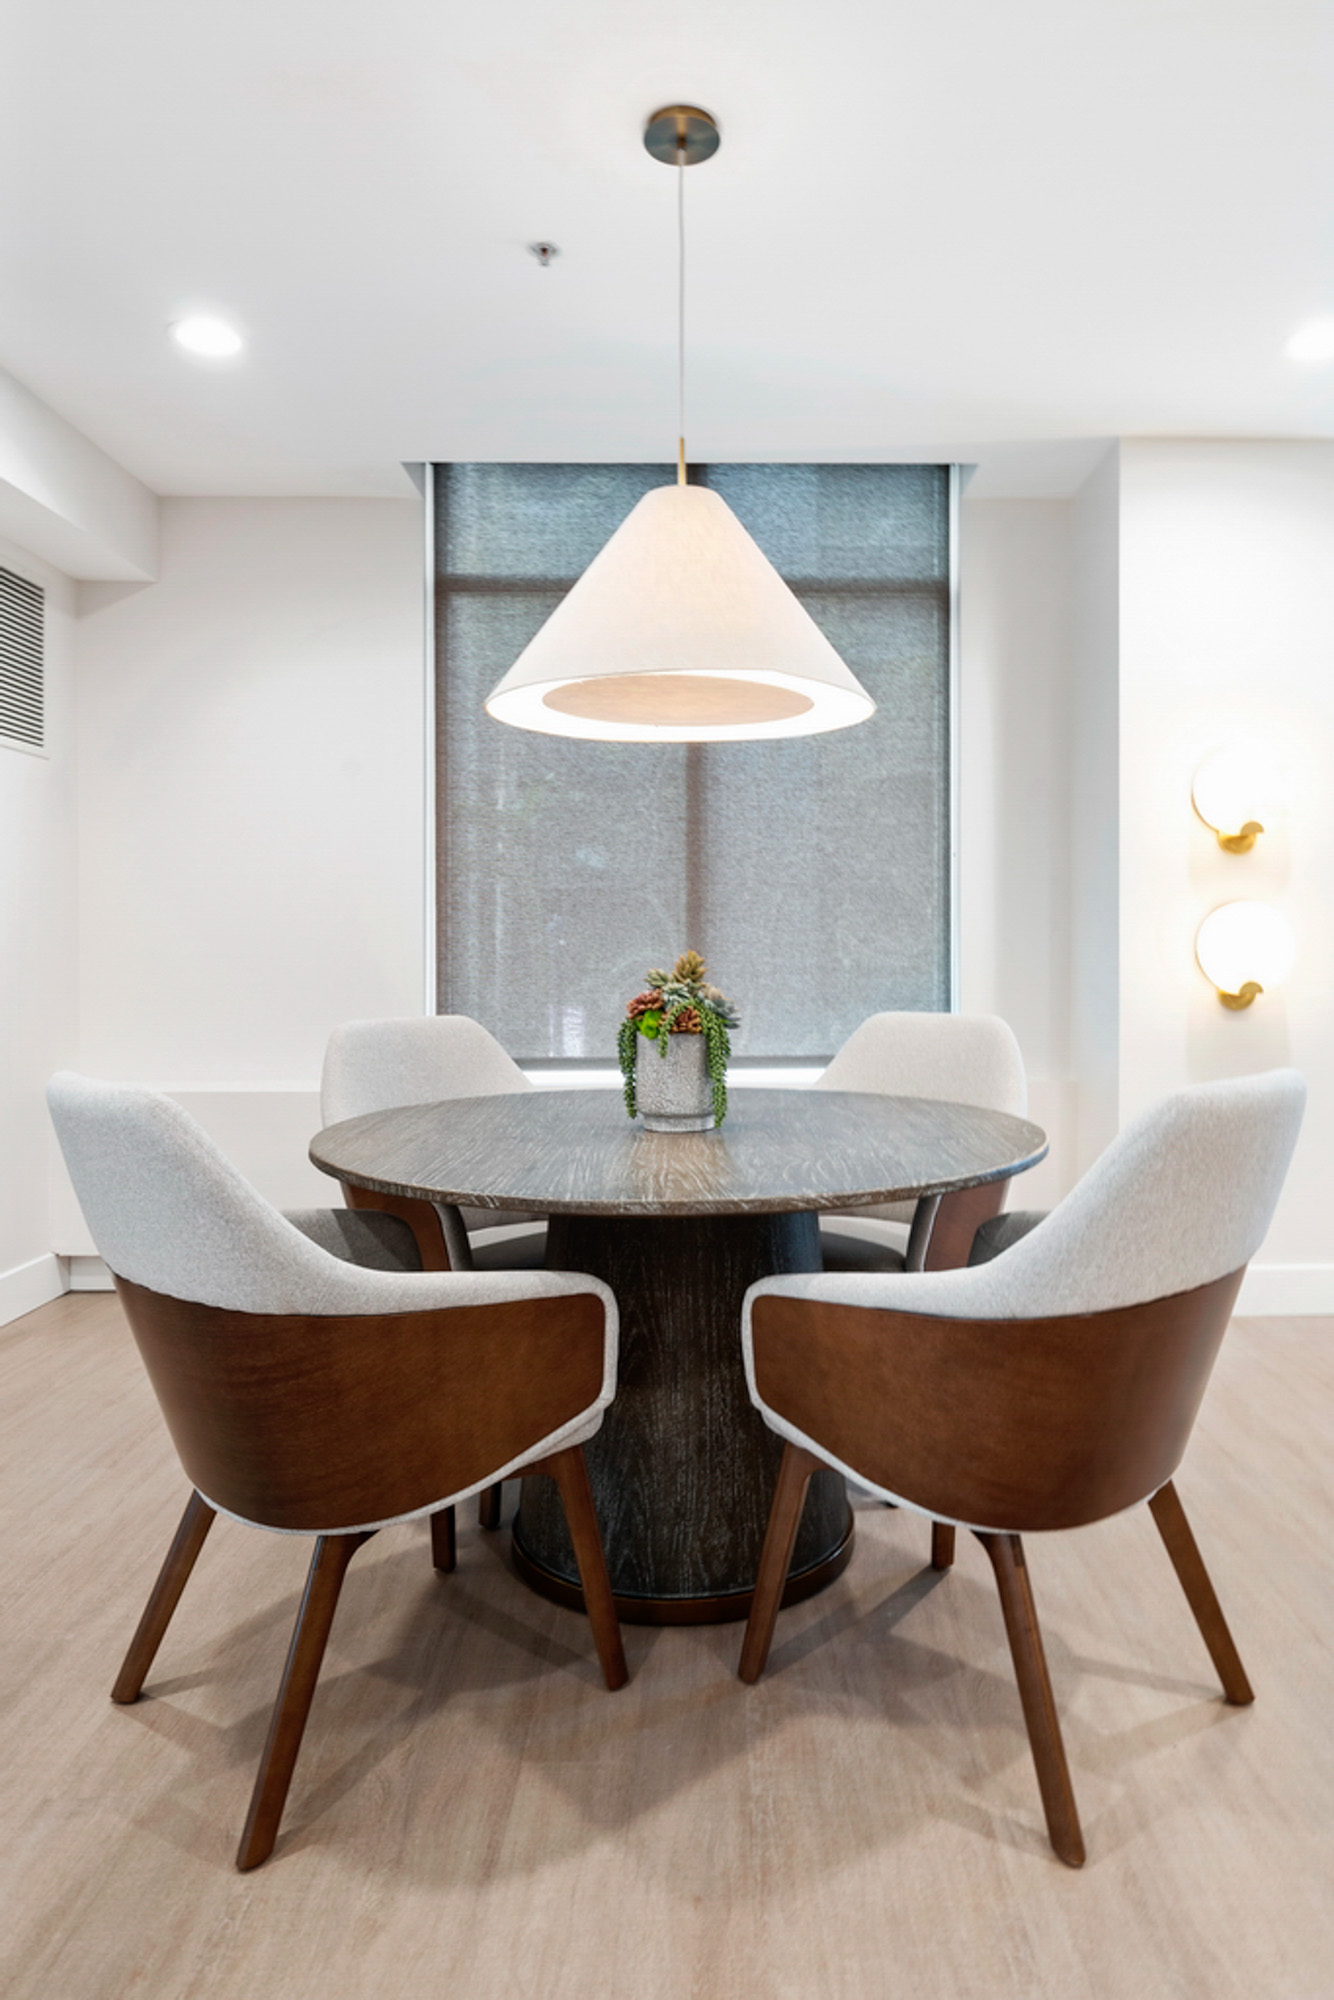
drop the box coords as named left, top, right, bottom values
left=617, top=950, right=740, bottom=1127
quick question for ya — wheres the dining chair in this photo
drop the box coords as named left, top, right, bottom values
left=47, top=1071, right=627, bottom=1872
left=815, top=1011, right=1028, bottom=1272
left=321, top=1014, right=546, bottom=1272
left=736, top=1068, right=1305, bottom=1866
left=322, top=1015, right=549, bottom=1528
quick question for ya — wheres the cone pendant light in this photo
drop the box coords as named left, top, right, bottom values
left=485, top=106, right=876, bottom=744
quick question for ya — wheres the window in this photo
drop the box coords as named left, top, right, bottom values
left=433, top=463, right=952, bottom=1062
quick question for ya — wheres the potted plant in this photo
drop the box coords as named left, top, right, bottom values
left=617, top=951, right=739, bottom=1131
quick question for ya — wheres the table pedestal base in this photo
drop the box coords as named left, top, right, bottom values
left=512, top=1511, right=854, bottom=1626
left=514, top=1210, right=853, bottom=1625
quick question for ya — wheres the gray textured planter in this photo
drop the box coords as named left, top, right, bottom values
left=636, top=1032, right=714, bottom=1131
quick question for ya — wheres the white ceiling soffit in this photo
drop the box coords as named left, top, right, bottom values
left=1, top=0, right=1331, bottom=501
left=0, top=366, right=158, bottom=579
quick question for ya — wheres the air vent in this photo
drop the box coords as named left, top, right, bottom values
left=0, top=566, right=45, bottom=752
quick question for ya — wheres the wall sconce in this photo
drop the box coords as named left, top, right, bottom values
left=1195, top=900, right=1295, bottom=1009
left=1191, top=746, right=1277, bottom=852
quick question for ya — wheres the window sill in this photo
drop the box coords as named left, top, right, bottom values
left=522, top=1066, right=823, bottom=1091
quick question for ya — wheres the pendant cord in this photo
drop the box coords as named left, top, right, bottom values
left=677, top=146, right=686, bottom=484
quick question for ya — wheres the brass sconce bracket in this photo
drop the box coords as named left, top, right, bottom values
left=1218, top=981, right=1263, bottom=1010
left=1215, top=820, right=1264, bottom=854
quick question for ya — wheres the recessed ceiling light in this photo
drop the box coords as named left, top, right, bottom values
left=1284, top=319, right=1334, bottom=363
left=169, top=315, right=244, bottom=359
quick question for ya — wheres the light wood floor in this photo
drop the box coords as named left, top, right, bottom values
left=2, top=1294, right=1332, bottom=2000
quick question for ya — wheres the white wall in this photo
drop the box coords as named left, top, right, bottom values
left=59, top=497, right=425, bottom=1242
left=958, top=447, right=1329, bottom=1308
left=0, top=534, right=79, bottom=1320
left=958, top=497, right=1076, bottom=1208
left=1118, top=441, right=1334, bottom=1311
left=38, top=457, right=1333, bottom=1308
left=57, top=487, right=1086, bottom=1252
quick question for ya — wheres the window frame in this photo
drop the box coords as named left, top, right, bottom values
left=419, top=462, right=962, bottom=1067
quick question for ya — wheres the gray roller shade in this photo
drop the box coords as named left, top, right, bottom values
left=434, top=463, right=951, bottom=1063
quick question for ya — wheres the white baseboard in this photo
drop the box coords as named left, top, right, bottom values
left=0, top=1252, right=68, bottom=1327
left=1235, top=1264, right=1334, bottom=1316
left=66, top=1255, right=114, bottom=1292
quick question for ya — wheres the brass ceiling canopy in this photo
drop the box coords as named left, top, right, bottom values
left=643, top=104, right=720, bottom=167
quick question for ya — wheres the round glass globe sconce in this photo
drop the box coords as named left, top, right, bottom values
left=1191, top=746, right=1281, bottom=853
left=1195, top=901, right=1295, bottom=1009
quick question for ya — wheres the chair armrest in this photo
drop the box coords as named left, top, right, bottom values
left=283, top=1207, right=423, bottom=1271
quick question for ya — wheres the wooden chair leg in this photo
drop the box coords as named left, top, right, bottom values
left=112, top=1490, right=216, bottom=1705
left=1148, top=1481, right=1254, bottom=1705
left=738, top=1444, right=821, bottom=1685
left=235, top=1530, right=371, bottom=1872
left=976, top=1531, right=1085, bottom=1868
left=478, top=1483, right=504, bottom=1530
left=430, top=1506, right=456, bottom=1573
left=535, top=1448, right=628, bottom=1692
left=931, top=1521, right=956, bottom=1571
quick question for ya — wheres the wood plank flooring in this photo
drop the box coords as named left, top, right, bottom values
left=2, top=1293, right=1332, bottom=2000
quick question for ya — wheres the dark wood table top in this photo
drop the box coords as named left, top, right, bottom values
left=310, top=1087, right=1048, bottom=1219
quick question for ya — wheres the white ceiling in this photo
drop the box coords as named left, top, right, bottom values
left=3, top=0, right=1332, bottom=499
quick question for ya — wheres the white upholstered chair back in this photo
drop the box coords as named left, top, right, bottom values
left=751, top=1069, right=1306, bottom=1325
left=966, top=1068, right=1306, bottom=1315
left=321, top=1016, right=532, bottom=1126
left=47, top=1072, right=599, bottom=1322
left=817, top=1011, right=1027, bottom=1111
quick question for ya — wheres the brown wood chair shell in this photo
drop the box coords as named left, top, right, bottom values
left=737, top=1069, right=1306, bottom=1867
left=48, top=1071, right=626, bottom=1871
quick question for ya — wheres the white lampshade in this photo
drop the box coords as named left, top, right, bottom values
left=484, top=483, right=877, bottom=742
left=1195, top=900, right=1295, bottom=1006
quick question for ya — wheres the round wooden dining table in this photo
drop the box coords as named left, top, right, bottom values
left=310, top=1087, right=1047, bottom=1625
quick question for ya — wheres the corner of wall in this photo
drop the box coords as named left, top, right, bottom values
left=0, top=534, right=80, bottom=1310
left=1068, top=446, right=1121, bottom=1177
